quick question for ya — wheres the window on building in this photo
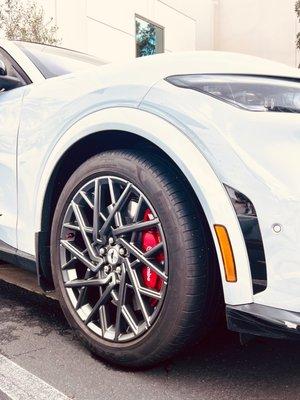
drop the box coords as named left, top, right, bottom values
left=135, top=16, right=164, bottom=57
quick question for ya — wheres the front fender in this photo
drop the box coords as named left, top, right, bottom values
left=35, top=107, right=253, bottom=305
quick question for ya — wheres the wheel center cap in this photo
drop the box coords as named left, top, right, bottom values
left=107, top=248, right=120, bottom=266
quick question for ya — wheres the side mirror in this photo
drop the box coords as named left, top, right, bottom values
left=0, top=60, right=7, bottom=76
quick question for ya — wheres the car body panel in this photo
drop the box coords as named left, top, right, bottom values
left=0, top=86, right=27, bottom=249
left=141, top=79, right=300, bottom=311
left=32, top=107, right=253, bottom=305
left=0, top=40, right=45, bottom=83
left=1, top=41, right=300, bottom=312
left=17, top=72, right=151, bottom=254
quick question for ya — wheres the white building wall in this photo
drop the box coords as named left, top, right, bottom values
left=26, top=0, right=300, bottom=67
left=215, top=0, right=299, bottom=67
left=156, top=0, right=215, bottom=50
left=39, top=0, right=203, bottom=62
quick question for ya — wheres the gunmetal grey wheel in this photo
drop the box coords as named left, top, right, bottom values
left=60, top=175, right=168, bottom=342
left=51, top=150, right=221, bottom=368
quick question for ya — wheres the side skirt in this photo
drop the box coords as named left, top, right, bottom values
left=227, top=303, right=300, bottom=340
left=0, top=240, right=36, bottom=273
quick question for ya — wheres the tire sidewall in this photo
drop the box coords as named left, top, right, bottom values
left=51, top=151, right=207, bottom=364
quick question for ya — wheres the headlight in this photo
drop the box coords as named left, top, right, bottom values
left=165, top=74, right=300, bottom=113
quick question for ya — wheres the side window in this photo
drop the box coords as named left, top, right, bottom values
left=0, top=48, right=28, bottom=86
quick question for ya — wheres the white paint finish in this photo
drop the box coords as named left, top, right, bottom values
left=34, top=107, right=253, bottom=305
left=0, top=86, right=27, bottom=249
left=0, top=40, right=45, bottom=84
left=141, top=76, right=300, bottom=311
left=12, top=48, right=300, bottom=309
left=2, top=42, right=300, bottom=308
left=215, top=0, right=299, bottom=67
left=0, top=354, right=70, bottom=400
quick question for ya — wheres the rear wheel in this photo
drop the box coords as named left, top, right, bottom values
left=51, top=150, right=221, bottom=368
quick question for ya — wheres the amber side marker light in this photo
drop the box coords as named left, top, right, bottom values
left=214, top=225, right=237, bottom=282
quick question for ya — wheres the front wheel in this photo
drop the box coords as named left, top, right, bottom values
left=51, top=150, right=221, bottom=368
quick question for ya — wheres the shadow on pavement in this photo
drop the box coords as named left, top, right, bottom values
left=1, top=280, right=299, bottom=400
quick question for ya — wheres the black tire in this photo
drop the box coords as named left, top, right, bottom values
left=50, top=149, right=222, bottom=368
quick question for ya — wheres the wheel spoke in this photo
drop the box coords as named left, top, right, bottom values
left=75, top=270, right=92, bottom=310
left=61, top=246, right=92, bottom=270
left=125, top=259, right=150, bottom=327
left=112, top=218, right=159, bottom=237
left=111, top=290, right=139, bottom=336
left=130, top=195, right=144, bottom=243
left=63, top=223, right=80, bottom=232
left=121, top=305, right=139, bottom=336
left=79, top=190, right=94, bottom=209
left=72, top=201, right=102, bottom=262
left=65, top=272, right=115, bottom=288
left=119, top=238, right=167, bottom=282
left=108, top=177, right=116, bottom=204
left=114, top=264, right=126, bottom=341
left=99, top=285, right=108, bottom=334
left=99, top=183, right=131, bottom=238
left=66, top=279, right=101, bottom=288
left=63, top=222, right=93, bottom=234
left=93, top=179, right=100, bottom=242
left=85, top=275, right=117, bottom=325
left=61, top=240, right=99, bottom=271
left=61, top=257, right=78, bottom=270
left=137, top=285, right=162, bottom=300
left=108, top=178, right=124, bottom=228
left=126, top=276, right=162, bottom=300
left=131, top=242, right=163, bottom=267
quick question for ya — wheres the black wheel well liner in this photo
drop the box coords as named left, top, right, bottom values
left=37, top=129, right=215, bottom=290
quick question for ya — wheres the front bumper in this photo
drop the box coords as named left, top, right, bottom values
left=142, top=79, right=300, bottom=311
left=227, top=303, right=300, bottom=340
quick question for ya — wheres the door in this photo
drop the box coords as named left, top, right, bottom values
left=0, top=47, right=27, bottom=251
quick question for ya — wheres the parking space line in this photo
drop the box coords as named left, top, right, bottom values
left=0, top=354, right=71, bottom=400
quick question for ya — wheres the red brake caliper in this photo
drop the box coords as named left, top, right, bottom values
left=141, top=209, right=164, bottom=306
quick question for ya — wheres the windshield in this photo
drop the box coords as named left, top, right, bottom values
left=14, top=41, right=106, bottom=79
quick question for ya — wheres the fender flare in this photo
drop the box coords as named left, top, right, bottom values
left=35, top=106, right=253, bottom=305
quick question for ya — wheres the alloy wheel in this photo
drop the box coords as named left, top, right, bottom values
left=59, top=176, right=168, bottom=342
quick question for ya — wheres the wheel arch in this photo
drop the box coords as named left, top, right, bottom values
left=37, top=130, right=190, bottom=287
left=37, top=129, right=213, bottom=290
left=35, top=107, right=253, bottom=304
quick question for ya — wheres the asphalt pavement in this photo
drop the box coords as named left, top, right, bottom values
left=0, top=279, right=300, bottom=400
